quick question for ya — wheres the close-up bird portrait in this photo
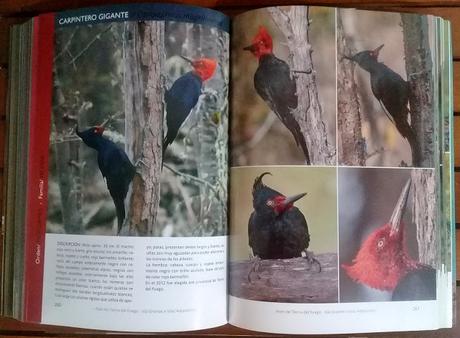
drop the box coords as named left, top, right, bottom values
left=338, top=9, right=435, bottom=168
left=231, top=7, right=336, bottom=166
left=48, top=20, right=228, bottom=237
left=229, top=167, right=338, bottom=303
left=339, top=168, right=437, bottom=302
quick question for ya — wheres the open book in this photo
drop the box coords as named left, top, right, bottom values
left=1, top=3, right=455, bottom=334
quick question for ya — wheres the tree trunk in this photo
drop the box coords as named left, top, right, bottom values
left=123, top=21, right=164, bottom=236
left=268, top=6, right=335, bottom=165
left=192, top=29, right=229, bottom=235
left=411, top=170, right=437, bottom=268
left=162, top=23, right=229, bottom=236
left=52, top=85, right=83, bottom=234
left=401, top=14, right=434, bottom=168
left=337, top=10, right=366, bottom=166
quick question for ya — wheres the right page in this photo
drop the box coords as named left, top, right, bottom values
left=229, top=6, right=454, bottom=334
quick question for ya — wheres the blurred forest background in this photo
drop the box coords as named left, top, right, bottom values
left=339, top=9, right=434, bottom=167
left=338, top=168, right=420, bottom=302
left=231, top=7, right=336, bottom=166
left=48, top=20, right=228, bottom=237
left=230, top=166, right=337, bottom=261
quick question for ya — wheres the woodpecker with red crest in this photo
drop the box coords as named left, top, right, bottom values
left=163, top=56, right=217, bottom=158
left=248, top=172, right=320, bottom=280
left=344, top=45, right=418, bottom=161
left=76, top=125, right=136, bottom=235
left=342, top=179, right=436, bottom=301
left=244, top=26, right=310, bottom=164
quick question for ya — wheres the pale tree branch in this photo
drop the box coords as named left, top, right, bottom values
left=337, top=10, right=366, bottom=166
left=268, top=6, right=335, bottom=165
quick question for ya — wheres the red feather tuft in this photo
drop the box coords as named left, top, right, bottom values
left=342, top=223, right=419, bottom=291
left=245, top=26, right=273, bottom=59
left=191, top=58, right=217, bottom=81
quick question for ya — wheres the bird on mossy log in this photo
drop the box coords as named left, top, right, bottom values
left=247, top=172, right=321, bottom=282
left=342, top=179, right=436, bottom=301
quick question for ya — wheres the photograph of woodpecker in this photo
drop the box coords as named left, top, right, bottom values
left=47, top=19, right=228, bottom=237
left=229, top=167, right=338, bottom=303
left=338, top=9, right=435, bottom=168
left=231, top=6, right=336, bottom=166
left=339, top=168, right=438, bottom=302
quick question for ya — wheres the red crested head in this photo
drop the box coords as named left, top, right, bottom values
left=181, top=56, right=217, bottom=81
left=341, top=179, right=419, bottom=291
left=266, top=192, right=306, bottom=216
left=342, top=223, right=418, bottom=291
left=243, top=26, right=273, bottom=59
left=252, top=172, right=306, bottom=217
left=94, top=125, right=105, bottom=135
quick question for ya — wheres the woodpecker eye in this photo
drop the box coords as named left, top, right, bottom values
left=266, top=200, right=274, bottom=207
left=93, top=129, right=98, bottom=133
left=377, top=238, right=385, bottom=249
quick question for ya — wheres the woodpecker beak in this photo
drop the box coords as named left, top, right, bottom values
left=243, top=44, right=257, bottom=52
left=282, top=192, right=307, bottom=208
left=373, top=44, right=384, bottom=56
left=180, top=55, right=193, bottom=64
left=389, top=179, right=411, bottom=237
left=341, top=54, right=353, bottom=62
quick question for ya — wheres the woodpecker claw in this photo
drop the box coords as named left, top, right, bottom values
left=134, top=158, right=146, bottom=169
left=302, top=250, right=321, bottom=273
left=247, top=255, right=261, bottom=283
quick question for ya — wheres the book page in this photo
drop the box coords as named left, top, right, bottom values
left=229, top=6, right=453, bottom=334
left=26, top=3, right=229, bottom=331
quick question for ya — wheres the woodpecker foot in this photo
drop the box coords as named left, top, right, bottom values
left=302, top=250, right=321, bottom=273
left=134, top=158, right=146, bottom=169
left=292, top=69, right=312, bottom=75
left=247, top=255, right=261, bottom=283
left=408, top=70, right=426, bottom=78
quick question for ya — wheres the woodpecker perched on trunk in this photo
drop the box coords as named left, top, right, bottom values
left=342, top=179, right=436, bottom=301
left=76, top=126, right=136, bottom=235
left=248, top=172, right=320, bottom=281
left=345, top=45, right=418, bottom=160
left=244, top=26, right=310, bottom=164
left=163, top=56, right=217, bottom=159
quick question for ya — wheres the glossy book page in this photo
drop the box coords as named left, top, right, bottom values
left=24, top=3, right=230, bottom=331
left=228, top=6, right=453, bottom=334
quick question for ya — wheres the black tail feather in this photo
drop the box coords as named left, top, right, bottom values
left=113, top=197, right=125, bottom=235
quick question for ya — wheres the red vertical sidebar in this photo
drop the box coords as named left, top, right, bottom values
left=24, top=13, right=54, bottom=323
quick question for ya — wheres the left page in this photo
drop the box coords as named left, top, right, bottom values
left=23, top=3, right=229, bottom=332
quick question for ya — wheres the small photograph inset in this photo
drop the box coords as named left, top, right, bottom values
left=229, top=166, right=338, bottom=303
left=339, top=167, right=437, bottom=302
left=337, top=9, right=435, bottom=168
left=231, top=6, right=336, bottom=166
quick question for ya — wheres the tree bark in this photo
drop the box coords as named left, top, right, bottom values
left=337, top=10, right=366, bottom=166
left=123, top=21, right=164, bottom=236
left=52, top=84, right=83, bottom=234
left=192, top=28, right=229, bottom=235
left=411, top=169, right=437, bottom=268
left=401, top=14, right=434, bottom=168
left=268, top=6, right=335, bottom=165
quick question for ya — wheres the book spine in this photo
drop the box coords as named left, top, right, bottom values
left=23, top=13, right=54, bottom=323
